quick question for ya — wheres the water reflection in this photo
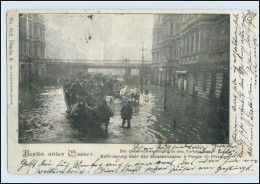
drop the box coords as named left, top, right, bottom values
left=19, top=85, right=228, bottom=144
left=19, top=85, right=166, bottom=143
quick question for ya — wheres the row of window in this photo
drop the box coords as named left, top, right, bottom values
left=19, top=24, right=45, bottom=39
left=29, top=24, right=45, bottom=39
left=182, top=31, right=199, bottom=56
left=20, top=41, right=45, bottom=58
left=152, top=30, right=199, bottom=62
left=19, top=14, right=45, bottom=39
left=153, top=27, right=229, bottom=62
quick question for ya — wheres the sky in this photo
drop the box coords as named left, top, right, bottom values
left=44, top=14, right=154, bottom=61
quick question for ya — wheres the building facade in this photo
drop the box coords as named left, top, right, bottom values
left=151, top=14, right=230, bottom=108
left=19, top=14, right=46, bottom=84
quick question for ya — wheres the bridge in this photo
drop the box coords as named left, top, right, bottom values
left=20, top=58, right=229, bottom=85
left=34, top=59, right=153, bottom=69
left=20, top=59, right=153, bottom=82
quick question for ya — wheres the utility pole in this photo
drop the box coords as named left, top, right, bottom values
left=141, top=42, right=144, bottom=94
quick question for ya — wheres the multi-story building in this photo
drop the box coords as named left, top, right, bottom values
left=151, top=14, right=230, bottom=108
left=19, top=14, right=46, bottom=84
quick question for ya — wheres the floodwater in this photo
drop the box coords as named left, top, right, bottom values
left=19, top=85, right=228, bottom=144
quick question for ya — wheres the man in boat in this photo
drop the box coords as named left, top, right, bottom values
left=120, top=101, right=133, bottom=128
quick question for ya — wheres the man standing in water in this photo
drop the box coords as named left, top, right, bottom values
left=120, top=101, right=133, bottom=128
left=96, top=99, right=113, bottom=134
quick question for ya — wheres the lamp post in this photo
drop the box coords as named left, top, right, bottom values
left=164, top=59, right=168, bottom=110
left=164, top=67, right=167, bottom=110
left=141, top=42, right=144, bottom=94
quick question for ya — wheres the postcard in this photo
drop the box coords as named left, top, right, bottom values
left=7, top=10, right=258, bottom=174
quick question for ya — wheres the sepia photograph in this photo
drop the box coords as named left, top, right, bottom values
left=4, top=4, right=259, bottom=177
left=18, top=13, right=230, bottom=144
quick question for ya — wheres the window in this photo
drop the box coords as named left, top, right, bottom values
left=170, top=22, right=173, bottom=35
left=34, top=43, right=37, bottom=57
left=179, top=46, right=181, bottom=59
left=193, top=73, right=198, bottom=91
left=34, top=27, right=37, bottom=37
left=174, top=47, right=177, bottom=59
left=197, top=32, right=200, bottom=52
left=39, top=28, right=42, bottom=38
left=23, top=42, right=27, bottom=55
left=41, top=45, right=45, bottom=57
left=29, top=42, right=33, bottom=56
left=181, top=41, right=184, bottom=56
left=169, top=46, right=173, bottom=60
left=176, top=23, right=179, bottom=33
left=193, top=33, right=196, bottom=53
left=190, top=35, right=193, bottom=54
left=186, top=37, right=189, bottom=55
left=29, top=24, right=33, bottom=37
left=202, top=73, right=207, bottom=92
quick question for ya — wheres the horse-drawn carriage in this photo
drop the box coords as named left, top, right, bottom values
left=68, top=97, right=113, bottom=134
left=63, top=75, right=114, bottom=133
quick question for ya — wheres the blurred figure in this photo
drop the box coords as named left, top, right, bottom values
left=131, top=91, right=135, bottom=102
left=70, top=82, right=78, bottom=106
left=63, top=80, right=72, bottom=112
left=145, top=89, right=149, bottom=99
left=96, top=99, right=113, bottom=134
left=120, top=101, right=133, bottom=128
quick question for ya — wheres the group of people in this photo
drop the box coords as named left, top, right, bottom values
left=62, top=75, right=134, bottom=133
left=63, top=79, right=89, bottom=112
left=63, top=77, right=114, bottom=133
left=130, top=90, right=140, bottom=103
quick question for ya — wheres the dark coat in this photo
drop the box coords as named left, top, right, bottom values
left=97, top=104, right=113, bottom=123
left=63, top=82, right=71, bottom=92
left=120, top=103, right=133, bottom=119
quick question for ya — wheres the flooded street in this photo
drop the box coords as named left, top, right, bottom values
left=19, top=85, right=228, bottom=144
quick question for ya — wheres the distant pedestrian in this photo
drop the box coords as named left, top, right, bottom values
left=64, top=88, right=72, bottom=112
left=131, top=91, right=135, bottom=102
left=120, top=101, right=133, bottom=128
left=145, top=89, right=149, bottom=99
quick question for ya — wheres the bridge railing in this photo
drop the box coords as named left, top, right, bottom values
left=39, top=58, right=153, bottom=65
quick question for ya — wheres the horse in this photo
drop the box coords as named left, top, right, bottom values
left=120, top=87, right=131, bottom=102
left=133, top=92, right=140, bottom=103
left=130, top=91, right=140, bottom=103
left=69, top=102, right=99, bottom=127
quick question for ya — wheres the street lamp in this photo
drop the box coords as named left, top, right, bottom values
left=141, top=42, right=144, bottom=94
left=164, top=59, right=168, bottom=110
